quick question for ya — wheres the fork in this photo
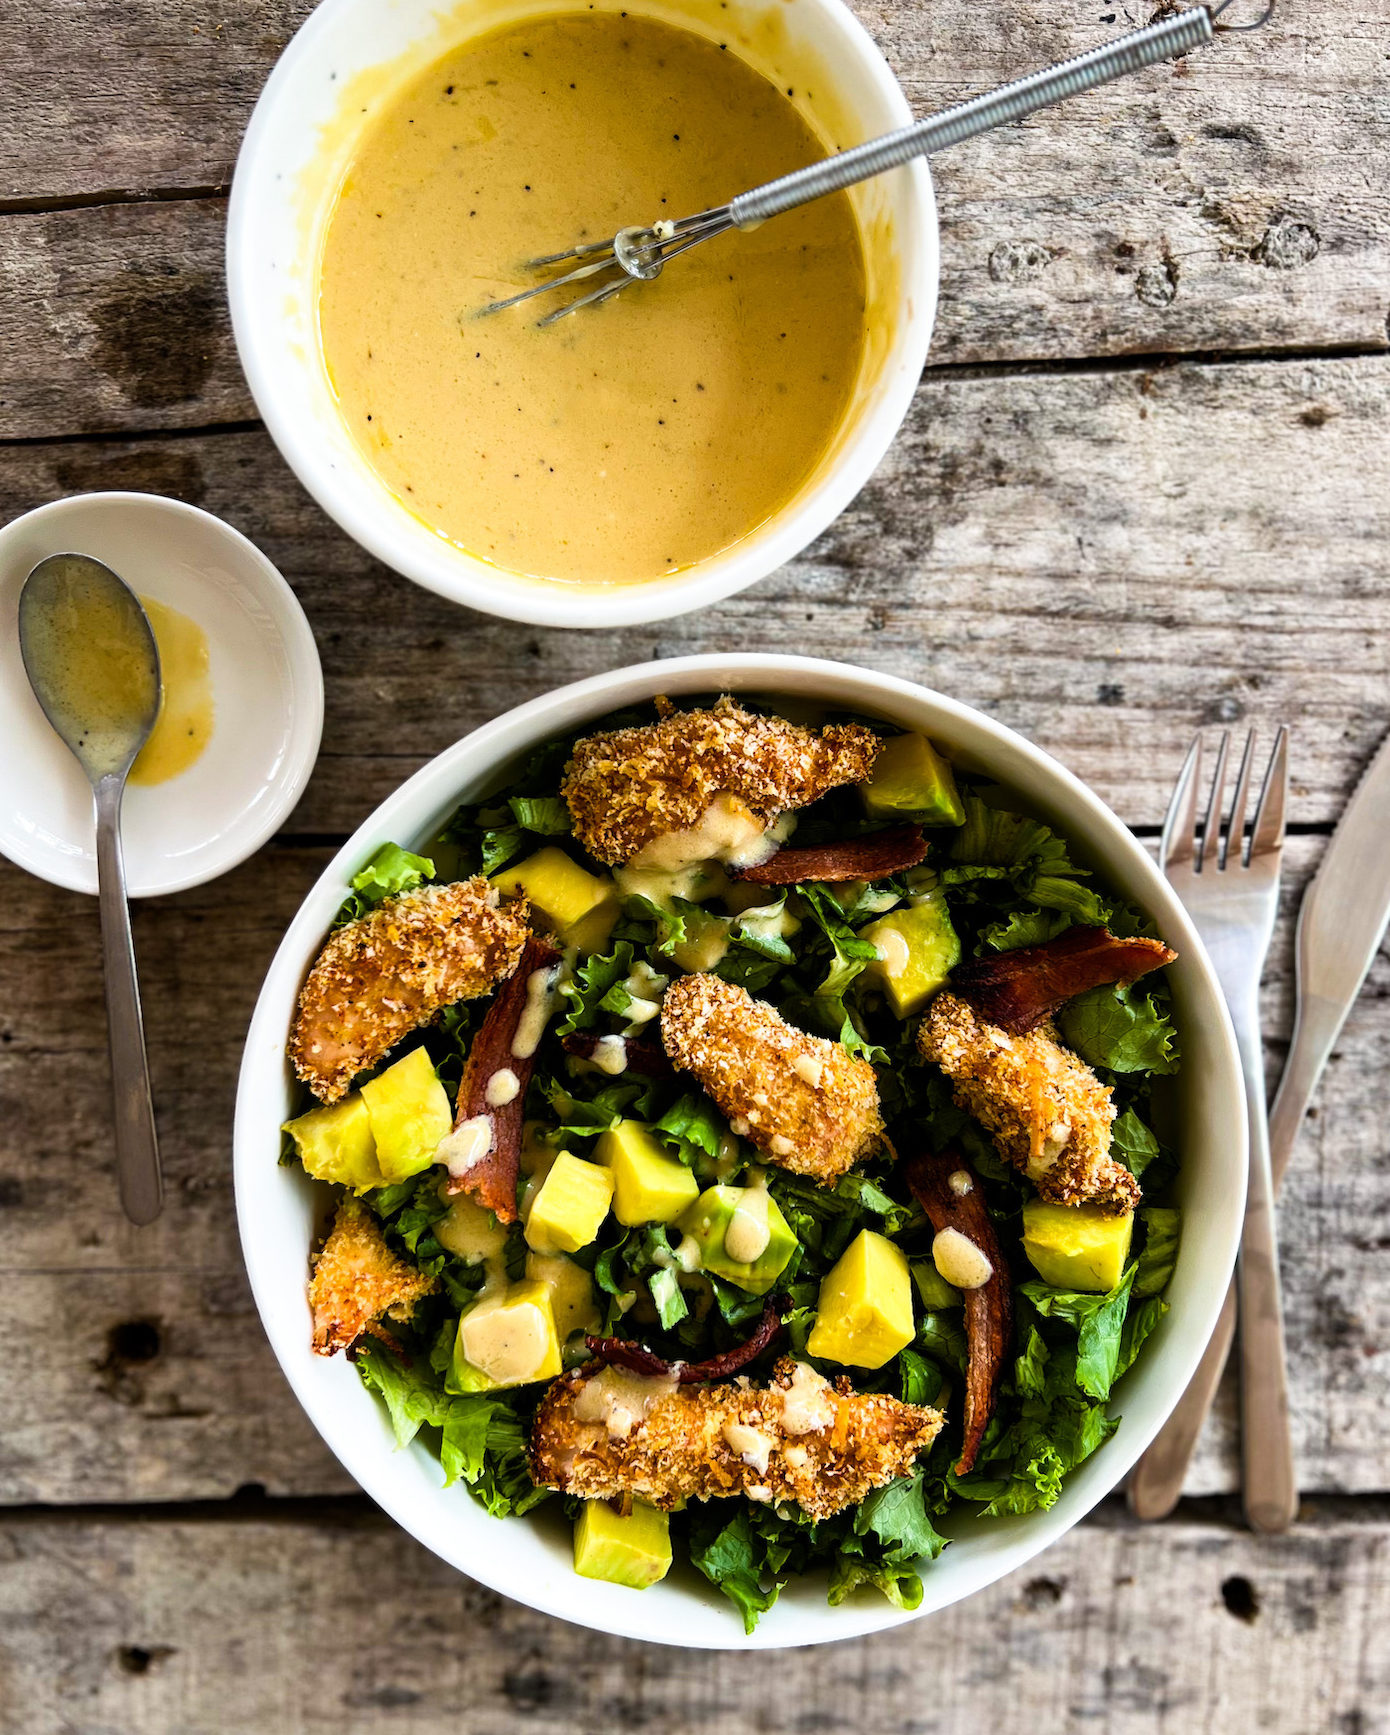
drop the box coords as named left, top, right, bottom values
left=1131, top=730, right=1297, bottom=1533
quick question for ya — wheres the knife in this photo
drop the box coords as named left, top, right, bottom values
left=1129, top=726, right=1390, bottom=1520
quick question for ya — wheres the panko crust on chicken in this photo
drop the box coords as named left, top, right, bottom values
left=529, top=1358, right=942, bottom=1521
left=661, top=974, right=883, bottom=1184
left=308, top=1195, right=438, bottom=1355
left=560, top=695, right=881, bottom=865
left=918, top=991, right=1140, bottom=1213
left=290, top=878, right=529, bottom=1104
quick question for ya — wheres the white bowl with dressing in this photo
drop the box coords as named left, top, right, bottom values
left=234, top=653, right=1247, bottom=1649
left=0, top=493, right=323, bottom=897
left=227, top=0, right=937, bottom=628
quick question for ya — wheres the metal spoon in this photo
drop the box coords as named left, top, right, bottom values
left=18, top=553, right=164, bottom=1225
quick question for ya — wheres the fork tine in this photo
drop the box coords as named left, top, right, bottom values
left=1160, top=735, right=1202, bottom=872
left=1223, top=731, right=1257, bottom=867
left=1250, top=725, right=1290, bottom=858
left=1198, top=731, right=1230, bottom=872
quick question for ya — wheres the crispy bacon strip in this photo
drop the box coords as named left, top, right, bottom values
left=902, top=1150, right=1012, bottom=1476
left=732, top=824, right=929, bottom=885
left=561, top=1031, right=674, bottom=1077
left=585, top=1292, right=786, bottom=1384
left=443, top=935, right=561, bottom=1222
left=951, top=925, right=1177, bottom=1035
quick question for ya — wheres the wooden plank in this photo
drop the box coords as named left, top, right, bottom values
left=2, top=355, right=1386, bottom=832
left=2, top=835, right=1387, bottom=1502
left=0, top=199, right=253, bottom=437
left=0, top=0, right=1386, bottom=440
left=0, top=1502, right=1385, bottom=1727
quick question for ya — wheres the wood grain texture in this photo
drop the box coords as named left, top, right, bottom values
left=2, top=835, right=1386, bottom=1503
left=1, top=0, right=1387, bottom=439
left=0, top=1501, right=1386, bottom=1730
left=3, top=355, right=1386, bottom=833
left=0, top=199, right=252, bottom=437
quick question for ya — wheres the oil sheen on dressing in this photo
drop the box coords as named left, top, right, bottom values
left=318, top=12, right=866, bottom=586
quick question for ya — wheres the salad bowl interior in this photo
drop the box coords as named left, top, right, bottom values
left=234, top=653, right=1245, bottom=1649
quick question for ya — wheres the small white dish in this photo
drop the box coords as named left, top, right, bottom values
left=227, top=0, right=938, bottom=628
left=0, top=492, right=323, bottom=898
left=235, top=653, right=1246, bottom=1650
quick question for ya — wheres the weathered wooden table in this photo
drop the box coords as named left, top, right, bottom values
left=3, top=0, right=1388, bottom=1725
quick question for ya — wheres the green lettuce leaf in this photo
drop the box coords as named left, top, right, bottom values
left=1135, top=1207, right=1181, bottom=1296
left=1022, top=1265, right=1137, bottom=1400
left=827, top=1556, right=924, bottom=1610
left=1057, top=984, right=1179, bottom=1075
left=653, top=1092, right=726, bottom=1168
left=557, top=943, right=635, bottom=1035
left=688, top=1508, right=784, bottom=1634
left=334, top=841, right=435, bottom=925
left=855, top=1471, right=948, bottom=1564
left=507, top=795, right=571, bottom=835
left=1112, top=1108, right=1162, bottom=1177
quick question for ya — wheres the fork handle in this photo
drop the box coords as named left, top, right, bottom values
left=1232, top=990, right=1298, bottom=1533
left=729, top=9, right=1214, bottom=229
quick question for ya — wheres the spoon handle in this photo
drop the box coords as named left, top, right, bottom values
left=94, top=774, right=163, bottom=1226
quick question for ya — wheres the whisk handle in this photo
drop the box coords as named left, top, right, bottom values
left=728, top=7, right=1215, bottom=229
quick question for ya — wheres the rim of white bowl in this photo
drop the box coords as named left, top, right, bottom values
left=235, top=654, right=1246, bottom=1649
left=0, top=491, right=324, bottom=897
left=226, top=0, right=938, bottom=629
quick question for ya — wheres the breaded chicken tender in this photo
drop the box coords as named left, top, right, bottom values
left=561, top=695, right=881, bottom=865
left=919, top=992, right=1140, bottom=1213
left=661, top=974, right=883, bottom=1184
left=290, top=878, right=529, bottom=1104
left=308, top=1195, right=438, bottom=1355
left=530, top=1358, right=942, bottom=1521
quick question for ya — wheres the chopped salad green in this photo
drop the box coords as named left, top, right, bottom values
left=285, top=699, right=1182, bottom=1632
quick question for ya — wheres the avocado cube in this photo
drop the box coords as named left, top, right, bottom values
left=524, top=1152, right=614, bottom=1254
left=451, top=1280, right=563, bottom=1392
left=677, top=1185, right=797, bottom=1294
left=1023, top=1200, right=1134, bottom=1292
left=282, top=1093, right=385, bottom=1192
left=806, top=1228, right=914, bottom=1369
left=525, top=1251, right=601, bottom=1339
left=359, top=1045, right=453, bottom=1184
left=910, top=1258, right=961, bottom=1310
left=595, top=1120, right=700, bottom=1225
left=862, top=733, right=966, bottom=827
left=573, top=1499, right=672, bottom=1589
left=491, top=847, right=613, bottom=937
left=859, top=894, right=962, bottom=1018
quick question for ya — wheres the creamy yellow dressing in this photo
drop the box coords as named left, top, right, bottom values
left=317, top=11, right=866, bottom=585
left=21, top=563, right=211, bottom=785
left=130, top=597, right=214, bottom=787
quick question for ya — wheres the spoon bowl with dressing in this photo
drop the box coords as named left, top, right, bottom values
left=18, top=554, right=164, bottom=1225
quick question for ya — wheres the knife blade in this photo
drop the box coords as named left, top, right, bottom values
left=1268, top=726, right=1390, bottom=1181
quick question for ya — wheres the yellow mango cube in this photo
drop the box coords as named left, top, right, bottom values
left=359, top=1045, right=453, bottom=1184
left=595, top=1120, right=700, bottom=1225
left=282, top=1093, right=385, bottom=1193
left=525, top=1152, right=614, bottom=1254
left=491, top=847, right=612, bottom=935
left=806, top=1229, right=914, bottom=1369
left=574, top=1500, right=672, bottom=1589
left=1023, top=1200, right=1134, bottom=1293
left=452, top=1280, right=562, bottom=1393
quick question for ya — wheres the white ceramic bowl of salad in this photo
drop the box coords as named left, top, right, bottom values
left=234, top=653, right=1244, bottom=1649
